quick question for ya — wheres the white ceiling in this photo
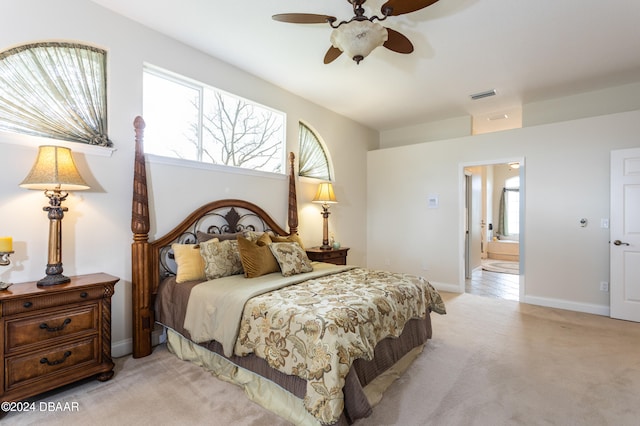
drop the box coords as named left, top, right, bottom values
left=90, top=0, right=640, bottom=131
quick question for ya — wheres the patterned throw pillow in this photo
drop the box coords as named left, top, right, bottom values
left=269, top=242, right=313, bottom=277
left=199, top=238, right=244, bottom=279
left=271, top=233, right=305, bottom=249
left=171, top=243, right=206, bottom=283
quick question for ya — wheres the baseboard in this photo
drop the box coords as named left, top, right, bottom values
left=431, top=280, right=611, bottom=317
left=112, top=338, right=132, bottom=358
left=523, top=295, right=610, bottom=317
left=430, top=281, right=460, bottom=293
left=111, top=327, right=165, bottom=358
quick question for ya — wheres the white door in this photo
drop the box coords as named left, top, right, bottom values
left=610, top=147, right=640, bottom=322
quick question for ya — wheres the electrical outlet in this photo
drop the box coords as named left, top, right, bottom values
left=600, top=281, right=609, bottom=292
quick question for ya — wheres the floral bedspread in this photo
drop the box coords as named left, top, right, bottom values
left=234, top=267, right=446, bottom=424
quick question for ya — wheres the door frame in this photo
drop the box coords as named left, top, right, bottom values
left=458, top=157, right=526, bottom=299
left=464, top=171, right=472, bottom=279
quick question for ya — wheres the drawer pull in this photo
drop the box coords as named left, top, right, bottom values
left=40, top=351, right=72, bottom=366
left=23, top=301, right=33, bottom=308
left=39, top=318, right=72, bottom=332
left=80, top=292, right=88, bottom=298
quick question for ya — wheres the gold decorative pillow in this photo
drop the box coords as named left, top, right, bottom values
left=237, top=236, right=280, bottom=278
left=272, top=233, right=305, bottom=249
left=171, top=243, right=206, bottom=283
left=256, top=232, right=273, bottom=246
left=199, top=238, right=244, bottom=280
left=269, top=242, right=313, bottom=277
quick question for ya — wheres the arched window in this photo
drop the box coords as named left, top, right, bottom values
left=0, top=42, right=111, bottom=146
left=298, top=122, right=332, bottom=180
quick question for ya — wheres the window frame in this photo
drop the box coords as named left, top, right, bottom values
left=504, top=176, right=520, bottom=236
left=142, top=64, right=287, bottom=176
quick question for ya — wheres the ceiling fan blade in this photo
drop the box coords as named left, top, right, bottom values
left=381, top=0, right=439, bottom=16
left=272, top=13, right=335, bottom=24
left=324, top=46, right=343, bottom=64
left=383, top=28, right=414, bottom=54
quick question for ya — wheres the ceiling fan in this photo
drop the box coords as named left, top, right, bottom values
left=272, top=0, right=440, bottom=64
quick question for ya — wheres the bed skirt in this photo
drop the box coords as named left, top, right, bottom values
left=165, top=325, right=427, bottom=425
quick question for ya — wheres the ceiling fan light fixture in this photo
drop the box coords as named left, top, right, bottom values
left=330, top=20, right=388, bottom=64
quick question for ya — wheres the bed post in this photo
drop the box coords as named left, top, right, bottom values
left=288, top=152, right=298, bottom=235
left=131, top=116, right=153, bottom=358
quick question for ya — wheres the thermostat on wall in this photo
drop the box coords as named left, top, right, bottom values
left=427, top=194, right=439, bottom=209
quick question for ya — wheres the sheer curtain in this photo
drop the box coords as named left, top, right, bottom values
left=298, top=122, right=331, bottom=180
left=497, top=187, right=519, bottom=237
left=0, top=42, right=112, bottom=147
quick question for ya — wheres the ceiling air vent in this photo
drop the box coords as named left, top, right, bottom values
left=470, top=89, right=497, bottom=100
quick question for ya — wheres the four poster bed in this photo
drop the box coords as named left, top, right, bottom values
left=130, top=116, right=445, bottom=425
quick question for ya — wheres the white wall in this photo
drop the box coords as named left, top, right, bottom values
left=368, top=110, right=640, bottom=315
left=0, top=0, right=377, bottom=356
left=380, top=82, right=640, bottom=149
left=380, top=116, right=471, bottom=148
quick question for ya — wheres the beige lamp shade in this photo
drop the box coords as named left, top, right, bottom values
left=312, top=182, right=337, bottom=204
left=20, top=145, right=89, bottom=191
left=330, top=20, right=388, bottom=63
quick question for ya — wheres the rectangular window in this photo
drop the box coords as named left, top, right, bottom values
left=506, top=190, right=520, bottom=235
left=143, top=65, right=285, bottom=174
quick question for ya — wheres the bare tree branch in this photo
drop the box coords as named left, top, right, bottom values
left=187, top=91, right=283, bottom=172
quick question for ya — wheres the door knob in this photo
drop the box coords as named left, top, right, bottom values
left=613, top=240, right=630, bottom=246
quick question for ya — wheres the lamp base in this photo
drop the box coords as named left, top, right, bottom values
left=37, top=272, right=71, bottom=287
left=320, top=244, right=332, bottom=250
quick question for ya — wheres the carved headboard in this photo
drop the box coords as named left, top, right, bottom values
left=130, top=116, right=298, bottom=358
left=156, top=204, right=281, bottom=279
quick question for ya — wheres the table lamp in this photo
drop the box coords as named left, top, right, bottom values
left=20, top=146, right=90, bottom=286
left=312, top=182, right=337, bottom=250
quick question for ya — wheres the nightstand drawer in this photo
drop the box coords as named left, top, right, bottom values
left=2, top=287, right=104, bottom=317
left=0, top=274, right=118, bottom=403
left=5, top=337, right=99, bottom=391
left=306, top=247, right=349, bottom=265
left=5, top=305, right=99, bottom=352
left=314, top=251, right=343, bottom=261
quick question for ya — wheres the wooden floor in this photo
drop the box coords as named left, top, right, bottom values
left=465, top=266, right=520, bottom=301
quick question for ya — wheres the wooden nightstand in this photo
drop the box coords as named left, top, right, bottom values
left=0, top=273, right=119, bottom=403
left=306, top=247, right=350, bottom=265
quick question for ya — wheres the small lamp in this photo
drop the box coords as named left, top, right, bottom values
left=0, top=236, right=14, bottom=290
left=20, top=146, right=89, bottom=286
left=312, top=182, right=337, bottom=250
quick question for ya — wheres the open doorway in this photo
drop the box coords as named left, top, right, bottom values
left=463, top=161, right=523, bottom=301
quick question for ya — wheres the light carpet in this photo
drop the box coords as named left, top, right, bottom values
left=3, top=292, right=639, bottom=426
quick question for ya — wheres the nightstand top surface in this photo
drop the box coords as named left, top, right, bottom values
left=306, top=247, right=349, bottom=253
left=0, top=273, right=119, bottom=300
